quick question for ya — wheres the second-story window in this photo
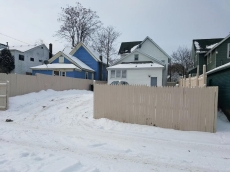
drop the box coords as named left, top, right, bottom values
left=30, top=58, right=34, bottom=61
left=134, top=54, right=139, bottom=61
left=19, top=54, right=24, bottom=61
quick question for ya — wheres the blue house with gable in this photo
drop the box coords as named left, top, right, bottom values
left=31, top=42, right=108, bottom=81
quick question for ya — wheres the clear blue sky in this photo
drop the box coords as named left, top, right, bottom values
left=0, top=0, right=229, bottom=57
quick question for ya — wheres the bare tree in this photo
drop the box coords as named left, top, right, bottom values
left=55, top=2, right=102, bottom=47
left=92, top=26, right=121, bottom=66
left=171, top=46, right=193, bottom=77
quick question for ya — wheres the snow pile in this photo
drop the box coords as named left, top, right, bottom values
left=0, top=90, right=230, bottom=172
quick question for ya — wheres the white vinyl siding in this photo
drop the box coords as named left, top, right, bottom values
left=108, top=68, right=163, bottom=86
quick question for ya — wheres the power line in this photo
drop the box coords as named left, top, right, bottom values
left=0, top=32, right=30, bottom=45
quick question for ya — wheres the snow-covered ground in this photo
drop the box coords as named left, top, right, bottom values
left=0, top=90, right=230, bottom=172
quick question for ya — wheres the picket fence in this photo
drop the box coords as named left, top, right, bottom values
left=179, top=65, right=207, bottom=87
left=94, top=84, right=218, bottom=133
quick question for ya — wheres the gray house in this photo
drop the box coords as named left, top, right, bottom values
left=9, top=44, right=51, bottom=75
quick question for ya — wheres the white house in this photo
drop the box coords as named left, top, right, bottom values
left=9, top=44, right=50, bottom=75
left=107, top=36, right=171, bottom=86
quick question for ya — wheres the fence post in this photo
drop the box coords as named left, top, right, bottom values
left=189, top=74, right=191, bottom=88
left=203, top=65, right=206, bottom=87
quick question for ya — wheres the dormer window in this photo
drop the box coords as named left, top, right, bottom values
left=134, top=54, right=139, bottom=61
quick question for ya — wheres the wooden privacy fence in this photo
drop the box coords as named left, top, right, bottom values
left=179, top=65, right=207, bottom=87
left=94, top=84, right=218, bottom=133
left=0, top=81, right=9, bottom=110
left=0, top=73, right=98, bottom=97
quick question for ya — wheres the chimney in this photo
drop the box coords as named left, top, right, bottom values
left=49, top=43, right=52, bottom=59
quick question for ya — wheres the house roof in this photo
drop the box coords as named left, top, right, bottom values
left=69, top=42, right=110, bottom=65
left=107, top=63, right=164, bottom=70
left=113, top=49, right=165, bottom=66
left=140, top=36, right=171, bottom=59
left=206, top=62, right=230, bottom=75
left=31, top=64, right=80, bottom=70
left=62, top=50, right=94, bottom=72
left=192, top=38, right=223, bottom=53
left=9, top=44, right=48, bottom=52
left=118, top=41, right=142, bottom=54
left=48, top=51, right=94, bottom=72
left=205, top=34, right=230, bottom=56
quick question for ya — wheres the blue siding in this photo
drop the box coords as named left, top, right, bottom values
left=32, top=70, right=52, bottom=75
left=73, top=46, right=100, bottom=80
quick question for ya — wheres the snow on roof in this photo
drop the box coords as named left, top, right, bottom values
left=107, top=63, right=164, bottom=69
left=194, top=41, right=201, bottom=50
left=207, top=62, right=230, bottom=75
left=9, top=44, right=44, bottom=52
left=206, top=43, right=218, bottom=49
left=62, top=50, right=94, bottom=72
left=87, top=46, right=109, bottom=65
left=131, top=45, right=139, bottom=52
left=31, top=64, right=80, bottom=70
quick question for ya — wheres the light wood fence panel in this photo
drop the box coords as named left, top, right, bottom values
left=94, top=85, right=218, bottom=133
left=0, top=73, right=94, bottom=97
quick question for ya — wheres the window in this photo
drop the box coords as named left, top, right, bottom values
left=61, top=71, right=66, bottom=77
left=111, top=70, right=115, bottom=78
left=54, top=71, right=59, bottom=76
left=59, top=56, right=64, bottom=63
left=85, top=72, right=88, bottom=79
left=41, top=47, right=43, bottom=49
left=19, top=54, right=24, bottom=61
left=134, top=54, right=139, bottom=61
left=161, top=60, right=165, bottom=63
left=116, top=70, right=121, bottom=78
left=30, top=57, right=34, bottom=61
left=228, top=43, right=230, bottom=59
left=122, top=70, right=127, bottom=78
left=39, top=60, right=43, bottom=63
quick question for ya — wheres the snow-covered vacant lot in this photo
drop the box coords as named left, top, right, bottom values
left=0, top=90, right=230, bottom=172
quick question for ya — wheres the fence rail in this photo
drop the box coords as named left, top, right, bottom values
left=0, top=73, right=95, bottom=97
left=179, top=65, right=207, bottom=87
left=94, top=84, right=218, bottom=133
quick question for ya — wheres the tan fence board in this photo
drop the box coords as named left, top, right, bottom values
left=94, top=85, right=218, bottom=133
